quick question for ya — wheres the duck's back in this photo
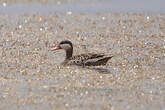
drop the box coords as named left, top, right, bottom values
left=63, top=53, right=112, bottom=66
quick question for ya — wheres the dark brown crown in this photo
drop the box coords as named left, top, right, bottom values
left=60, top=40, right=73, bottom=48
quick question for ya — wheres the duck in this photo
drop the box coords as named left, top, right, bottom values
left=51, top=40, right=113, bottom=66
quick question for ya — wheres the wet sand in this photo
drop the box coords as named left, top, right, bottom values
left=0, top=12, right=165, bottom=110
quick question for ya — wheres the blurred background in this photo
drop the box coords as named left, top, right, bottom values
left=0, top=0, right=165, bottom=14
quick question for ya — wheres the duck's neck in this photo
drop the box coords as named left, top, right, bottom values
left=65, top=48, right=73, bottom=59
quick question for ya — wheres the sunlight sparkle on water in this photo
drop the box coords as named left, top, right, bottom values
left=67, top=11, right=72, bottom=15
left=18, top=25, right=22, bottom=29
left=2, top=2, right=7, bottom=7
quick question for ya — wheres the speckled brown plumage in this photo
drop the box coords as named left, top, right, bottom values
left=51, top=40, right=113, bottom=66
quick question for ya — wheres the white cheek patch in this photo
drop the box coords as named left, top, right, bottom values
left=60, top=44, right=71, bottom=50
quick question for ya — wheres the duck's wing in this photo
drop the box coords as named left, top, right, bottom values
left=68, top=53, right=112, bottom=66
left=84, top=56, right=113, bottom=66
left=69, top=53, right=105, bottom=62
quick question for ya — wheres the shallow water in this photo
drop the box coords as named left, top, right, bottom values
left=0, top=13, right=164, bottom=110
left=0, top=0, right=165, bottom=109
